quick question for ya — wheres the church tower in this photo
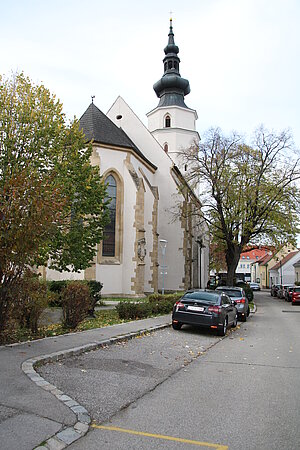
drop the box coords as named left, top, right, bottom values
left=147, top=18, right=199, bottom=168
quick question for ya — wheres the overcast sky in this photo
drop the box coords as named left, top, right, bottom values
left=1, top=0, right=300, bottom=146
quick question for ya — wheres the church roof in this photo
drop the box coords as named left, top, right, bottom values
left=79, top=102, right=157, bottom=170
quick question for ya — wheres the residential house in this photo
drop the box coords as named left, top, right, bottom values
left=293, top=259, right=300, bottom=283
left=252, top=244, right=298, bottom=289
left=269, top=251, right=300, bottom=285
left=236, top=247, right=270, bottom=282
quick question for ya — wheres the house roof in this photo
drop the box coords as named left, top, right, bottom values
left=79, top=102, right=157, bottom=170
left=240, top=247, right=271, bottom=261
left=256, top=253, right=274, bottom=266
left=272, top=251, right=299, bottom=270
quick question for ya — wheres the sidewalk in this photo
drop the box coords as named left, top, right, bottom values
left=0, top=314, right=171, bottom=450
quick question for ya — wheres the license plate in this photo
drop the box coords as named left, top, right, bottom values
left=187, top=306, right=204, bottom=312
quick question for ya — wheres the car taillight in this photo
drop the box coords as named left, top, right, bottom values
left=208, top=305, right=221, bottom=314
left=235, top=298, right=246, bottom=304
left=175, top=301, right=184, bottom=308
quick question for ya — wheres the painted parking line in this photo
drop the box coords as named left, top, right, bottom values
left=92, top=424, right=228, bottom=449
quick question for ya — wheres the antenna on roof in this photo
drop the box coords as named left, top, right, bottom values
left=91, top=95, right=95, bottom=103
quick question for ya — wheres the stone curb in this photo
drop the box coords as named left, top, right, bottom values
left=22, top=322, right=171, bottom=449
left=251, top=304, right=257, bottom=313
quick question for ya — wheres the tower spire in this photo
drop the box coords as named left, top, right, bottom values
left=153, top=18, right=190, bottom=108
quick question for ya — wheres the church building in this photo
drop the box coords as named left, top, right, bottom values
left=46, top=19, right=209, bottom=296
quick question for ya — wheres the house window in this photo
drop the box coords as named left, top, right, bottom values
left=165, top=115, right=171, bottom=128
left=103, top=174, right=117, bottom=256
left=164, top=143, right=168, bottom=153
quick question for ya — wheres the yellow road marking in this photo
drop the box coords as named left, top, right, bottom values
left=92, top=424, right=228, bottom=449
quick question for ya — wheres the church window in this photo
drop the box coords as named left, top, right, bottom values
left=103, top=175, right=117, bottom=256
left=164, top=143, right=168, bottom=153
left=164, top=62, right=167, bottom=71
left=174, top=61, right=178, bottom=71
left=165, top=115, right=171, bottom=128
left=168, top=61, right=172, bottom=70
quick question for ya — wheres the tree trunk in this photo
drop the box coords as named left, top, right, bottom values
left=225, top=244, right=241, bottom=286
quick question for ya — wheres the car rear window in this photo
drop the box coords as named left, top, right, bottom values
left=183, top=292, right=219, bottom=304
left=293, top=287, right=300, bottom=292
left=218, top=289, right=242, bottom=298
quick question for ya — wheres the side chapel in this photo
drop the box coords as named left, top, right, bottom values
left=46, top=19, right=209, bottom=295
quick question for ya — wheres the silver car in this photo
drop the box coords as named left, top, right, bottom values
left=216, top=286, right=249, bottom=322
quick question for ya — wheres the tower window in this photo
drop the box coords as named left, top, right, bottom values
left=168, top=61, right=172, bottom=70
left=164, top=62, right=167, bottom=71
left=165, top=115, right=171, bottom=128
left=164, top=143, right=168, bottom=153
left=103, top=174, right=117, bottom=256
left=174, top=61, right=178, bottom=71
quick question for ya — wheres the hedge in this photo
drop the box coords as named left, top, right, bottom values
left=116, top=292, right=182, bottom=320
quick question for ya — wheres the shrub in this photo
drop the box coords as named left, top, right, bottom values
left=62, top=281, right=91, bottom=329
left=48, top=280, right=67, bottom=306
left=116, top=301, right=152, bottom=320
left=87, top=280, right=103, bottom=316
left=18, top=272, right=48, bottom=334
left=148, top=292, right=182, bottom=303
left=236, top=282, right=254, bottom=302
left=150, top=299, right=174, bottom=315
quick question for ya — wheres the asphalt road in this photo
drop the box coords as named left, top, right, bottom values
left=38, top=291, right=300, bottom=449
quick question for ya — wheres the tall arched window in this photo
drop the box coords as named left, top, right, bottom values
left=164, top=143, right=168, bottom=153
left=103, top=174, right=117, bottom=256
left=165, top=115, right=171, bottom=128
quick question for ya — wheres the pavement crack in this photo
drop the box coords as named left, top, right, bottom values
left=0, top=401, right=66, bottom=426
left=203, top=360, right=300, bottom=370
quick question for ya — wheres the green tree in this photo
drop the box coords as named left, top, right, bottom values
left=181, top=126, right=300, bottom=285
left=0, top=73, right=108, bottom=336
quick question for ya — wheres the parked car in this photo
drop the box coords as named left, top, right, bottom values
left=271, top=284, right=280, bottom=297
left=172, top=289, right=237, bottom=336
left=249, top=282, right=260, bottom=291
left=216, top=286, right=249, bottom=322
left=285, top=286, right=294, bottom=302
left=278, top=284, right=294, bottom=299
left=291, top=287, right=300, bottom=305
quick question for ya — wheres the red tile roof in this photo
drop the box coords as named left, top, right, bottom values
left=271, top=251, right=299, bottom=270
left=256, top=253, right=274, bottom=265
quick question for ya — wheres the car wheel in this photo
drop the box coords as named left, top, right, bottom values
left=232, top=315, right=237, bottom=328
left=217, top=317, right=227, bottom=336
left=247, top=307, right=250, bottom=317
left=172, top=321, right=182, bottom=330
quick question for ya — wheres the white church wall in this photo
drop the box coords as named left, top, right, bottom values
left=157, top=209, right=185, bottom=291
left=93, top=146, right=137, bottom=295
left=108, top=97, right=186, bottom=292
left=46, top=268, right=84, bottom=281
left=143, top=182, right=155, bottom=293
left=121, top=165, right=138, bottom=294
left=107, top=97, right=173, bottom=171
left=97, top=264, right=123, bottom=294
